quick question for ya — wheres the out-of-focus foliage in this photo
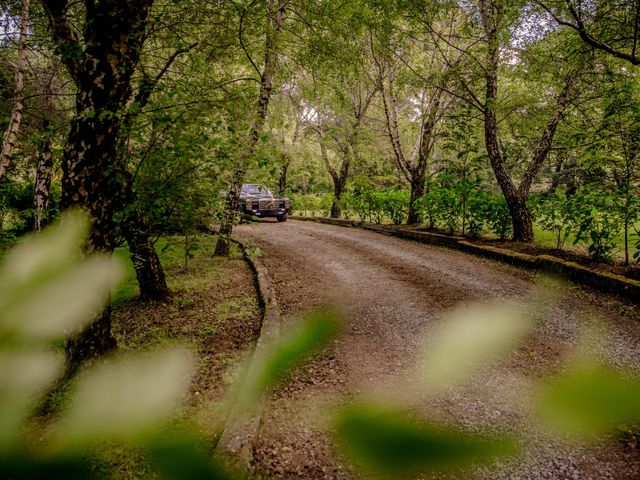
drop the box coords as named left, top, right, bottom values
left=420, top=304, right=530, bottom=391
left=235, top=308, right=341, bottom=409
left=333, top=299, right=640, bottom=477
left=335, top=403, right=517, bottom=476
left=2, top=216, right=640, bottom=478
left=536, top=362, right=640, bottom=438
left=0, top=211, right=205, bottom=478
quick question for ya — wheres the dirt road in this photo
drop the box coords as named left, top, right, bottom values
left=235, top=220, right=640, bottom=480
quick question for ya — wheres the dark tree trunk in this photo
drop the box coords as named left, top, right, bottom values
left=506, top=194, right=534, bottom=242
left=42, top=0, right=153, bottom=374
left=278, top=153, right=290, bottom=195
left=214, top=178, right=241, bottom=257
left=479, top=0, right=582, bottom=244
left=65, top=306, right=116, bottom=374
left=407, top=177, right=425, bottom=225
left=330, top=189, right=342, bottom=218
left=480, top=0, right=533, bottom=243
left=33, top=121, right=54, bottom=232
left=124, top=212, right=168, bottom=301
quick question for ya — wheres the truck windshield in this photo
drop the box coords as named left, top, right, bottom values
left=241, top=185, right=272, bottom=198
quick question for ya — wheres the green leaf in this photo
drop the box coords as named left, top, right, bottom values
left=0, top=352, right=62, bottom=448
left=238, top=308, right=341, bottom=406
left=420, top=304, right=531, bottom=391
left=3, top=256, right=124, bottom=340
left=535, top=363, right=640, bottom=438
left=0, top=211, right=124, bottom=341
left=146, top=434, right=233, bottom=480
left=55, top=349, right=195, bottom=447
left=334, top=404, right=517, bottom=475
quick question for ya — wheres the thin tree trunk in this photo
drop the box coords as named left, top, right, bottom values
left=0, top=0, right=30, bottom=179
left=331, top=178, right=346, bottom=218
left=408, top=178, right=425, bottom=225
left=33, top=121, right=54, bottom=232
left=278, top=152, right=290, bottom=195
left=215, top=1, right=287, bottom=256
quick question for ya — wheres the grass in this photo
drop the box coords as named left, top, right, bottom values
left=102, top=234, right=261, bottom=479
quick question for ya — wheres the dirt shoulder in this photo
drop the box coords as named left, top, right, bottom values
left=236, top=220, right=640, bottom=480
left=108, top=235, right=262, bottom=477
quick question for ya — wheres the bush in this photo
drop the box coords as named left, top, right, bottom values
left=484, top=194, right=512, bottom=240
left=342, top=189, right=408, bottom=224
left=571, top=188, right=621, bottom=263
left=532, top=191, right=575, bottom=249
left=290, top=194, right=332, bottom=217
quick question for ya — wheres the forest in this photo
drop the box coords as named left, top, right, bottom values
left=1, top=0, right=640, bottom=478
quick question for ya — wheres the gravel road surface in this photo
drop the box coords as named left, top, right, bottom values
left=235, top=219, right=640, bottom=480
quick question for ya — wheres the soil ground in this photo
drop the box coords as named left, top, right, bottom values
left=106, top=236, right=262, bottom=478
left=236, top=219, right=640, bottom=480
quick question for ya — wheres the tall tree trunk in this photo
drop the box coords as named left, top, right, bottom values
left=480, top=0, right=533, bottom=242
left=215, top=1, right=287, bottom=257
left=42, top=0, right=154, bottom=375
left=33, top=64, right=56, bottom=232
left=33, top=121, right=53, bottom=232
left=0, top=0, right=30, bottom=179
left=331, top=178, right=345, bottom=218
left=479, top=0, right=582, bottom=243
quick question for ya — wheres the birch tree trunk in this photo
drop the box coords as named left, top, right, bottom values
left=214, top=1, right=287, bottom=257
left=42, top=0, right=154, bottom=375
left=0, top=0, right=30, bottom=179
left=33, top=120, right=54, bottom=232
left=33, top=65, right=56, bottom=232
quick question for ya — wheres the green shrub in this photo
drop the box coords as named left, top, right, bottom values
left=485, top=194, right=512, bottom=240
left=532, top=191, right=575, bottom=249
left=571, top=188, right=621, bottom=263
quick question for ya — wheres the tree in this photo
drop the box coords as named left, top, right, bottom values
left=215, top=0, right=288, bottom=256
left=311, top=77, right=378, bottom=218
left=538, top=0, right=640, bottom=66
left=0, top=0, right=30, bottom=179
left=478, top=0, right=585, bottom=242
left=40, top=0, right=155, bottom=373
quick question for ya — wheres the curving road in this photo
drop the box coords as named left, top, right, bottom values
left=235, top=219, right=640, bottom=480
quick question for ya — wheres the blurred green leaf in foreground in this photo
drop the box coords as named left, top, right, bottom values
left=335, top=403, right=517, bottom=476
left=536, top=361, right=640, bottom=439
left=0, top=212, right=199, bottom=478
left=234, top=307, right=341, bottom=409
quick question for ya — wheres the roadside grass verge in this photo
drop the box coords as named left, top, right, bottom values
left=97, top=234, right=262, bottom=479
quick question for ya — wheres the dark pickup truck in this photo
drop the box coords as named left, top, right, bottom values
left=239, top=184, right=290, bottom=222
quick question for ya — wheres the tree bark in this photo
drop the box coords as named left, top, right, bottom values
left=215, top=0, right=287, bottom=256
left=407, top=177, right=425, bottom=225
left=124, top=209, right=168, bottom=301
left=278, top=152, right=290, bottom=195
left=479, top=0, right=582, bottom=242
left=42, top=0, right=154, bottom=374
left=0, top=0, right=30, bottom=179
left=33, top=121, right=54, bottom=232
left=33, top=64, right=57, bottom=232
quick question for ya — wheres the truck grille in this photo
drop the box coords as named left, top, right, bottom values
left=259, top=199, right=277, bottom=209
